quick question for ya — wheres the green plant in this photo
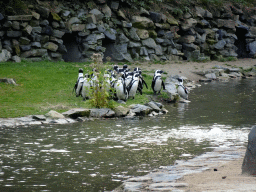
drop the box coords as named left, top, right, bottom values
left=88, top=53, right=114, bottom=109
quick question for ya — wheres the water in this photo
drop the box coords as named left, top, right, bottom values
left=0, top=78, right=255, bottom=191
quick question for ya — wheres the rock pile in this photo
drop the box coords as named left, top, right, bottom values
left=0, top=101, right=167, bottom=128
left=0, top=1, right=256, bottom=62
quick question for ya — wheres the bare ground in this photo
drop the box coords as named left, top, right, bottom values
left=131, top=58, right=256, bottom=82
left=175, top=157, right=256, bottom=192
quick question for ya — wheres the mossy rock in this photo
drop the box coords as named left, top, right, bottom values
left=206, top=39, right=217, bottom=45
left=148, top=30, right=157, bottom=38
left=51, top=12, right=61, bottom=21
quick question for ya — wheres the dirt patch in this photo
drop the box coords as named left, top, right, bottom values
left=175, top=157, right=256, bottom=192
left=130, top=58, right=256, bottom=82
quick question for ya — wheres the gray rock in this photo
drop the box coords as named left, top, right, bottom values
left=0, top=49, right=11, bottom=62
left=32, top=115, right=46, bottom=121
left=205, top=73, right=217, bottom=79
left=182, top=43, right=199, bottom=51
left=142, top=38, right=157, bottom=49
left=36, top=6, right=50, bottom=18
left=52, top=30, right=65, bottom=38
left=128, top=41, right=142, bottom=48
left=40, top=20, right=49, bottom=26
left=155, top=38, right=164, bottom=44
left=20, top=45, right=31, bottom=51
left=140, top=47, right=148, bottom=56
left=62, top=108, right=91, bottom=119
left=86, top=23, right=97, bottom=30
left=86, top=33, right=105, bottom=43
left=113, top=106, right=130, bottom=117
left=19, top=37, right=31, bottom=45
left=90, top=108, right=115, bottom=118
left=20, top=49, right=47, bottom=58
left=12, top=55, right=21, bottom=63
left=0, top=78, right=17, bottom=85
left=104, top=28, right=116, bottom=41
left=242, top=126, right=256, bottom=175
left=45, top=110, right=65, bottom=119
left=214, top=39, right=226, bottom=49
left=155, top=45, right=163, bottom=55
left=31, top=42, right=41, bottom=48
left=248, top=41, right=256, bottom=57
left=130, top=104, right=153, bottom=116
left=129, top=28, right=140, bottom=41
left=62, top=10, right=71, bottom=17
left=110, top=1, right=119, bottom=11
left=43, top=42, right=58, bottom=52
left=117, top=33, right=129, bottom=44
left=89, top=9, right=104, bottom=21
left=149, top=11, right=162, bottom=23
left=146, top=101, right=161, bottom=112
left=7, top=31, right=22, bottom=38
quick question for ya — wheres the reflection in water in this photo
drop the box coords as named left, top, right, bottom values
left=0, top=78, right=255, bottom=191
left=177, top=102, right=189, bottom=119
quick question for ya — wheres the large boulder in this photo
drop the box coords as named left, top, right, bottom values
left=242, top=126, right=256, bottom=175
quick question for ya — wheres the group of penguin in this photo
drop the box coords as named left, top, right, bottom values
left=73, top=64, right=188, bottom=102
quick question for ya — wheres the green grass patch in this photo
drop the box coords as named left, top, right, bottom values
left=0, top=60, right=158, bottom=118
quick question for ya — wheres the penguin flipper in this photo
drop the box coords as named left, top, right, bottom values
left=138, top=87, right=143, bottom=95
left=142, top=78, right=148, bottom=89
left=162, top=81, right=165, bottom=90
left=151, top=78, right=155, bottom=91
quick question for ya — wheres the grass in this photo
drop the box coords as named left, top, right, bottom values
left=0, top=60, right=156, bottom=118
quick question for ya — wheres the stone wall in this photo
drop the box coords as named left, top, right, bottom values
left=0, top=0, right=256, bottom=63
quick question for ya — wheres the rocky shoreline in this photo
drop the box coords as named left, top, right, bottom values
left=1, top=62, right=256, bottom=129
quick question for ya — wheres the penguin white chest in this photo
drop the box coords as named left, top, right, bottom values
left=81, top=78, right=90, bottom=100
left=128, top=80, right=139, bottom=98
left=154, top=78, right=162, bottom=92
left=115, top=80, right=127, bottom=100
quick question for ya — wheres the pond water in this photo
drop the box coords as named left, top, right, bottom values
left=0, top=78, right=255, bottom=191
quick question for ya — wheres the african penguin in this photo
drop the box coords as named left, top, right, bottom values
left=151, top=70, right=165, bottom=94
left=81, top=74, right=91, bottom=101
left=114, top=77, right=128, bottom=101
left=177, top=78, right=189, bottom=100
left=127, top=73, right=142, bottom=99
left=74, top=68, right=84, bottom=97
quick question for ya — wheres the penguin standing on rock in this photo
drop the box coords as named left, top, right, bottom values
left=151, top=70, right=165, bottom=94
left=177, top=77, right=189, bottom=100
left=74, top=68, right=84, bottom=97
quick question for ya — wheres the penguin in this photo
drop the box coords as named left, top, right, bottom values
left=103, top=73, right=111, bottom=93
left=151, top=70, right=165, bottom=94
left=74, top=68, right=84, bottom=97
left=114, top=64, right=129, bottom=75
left=127, top=73, right=142, bottom=99
left=137, top=70, right=148, bottom=92
left=114, top=77, right=128, bottom=101
left=81, top=74, right=91, bottom=101
left=124, top=71, right=134, bottom=89
left=177, top=77, right=189, bottom=100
